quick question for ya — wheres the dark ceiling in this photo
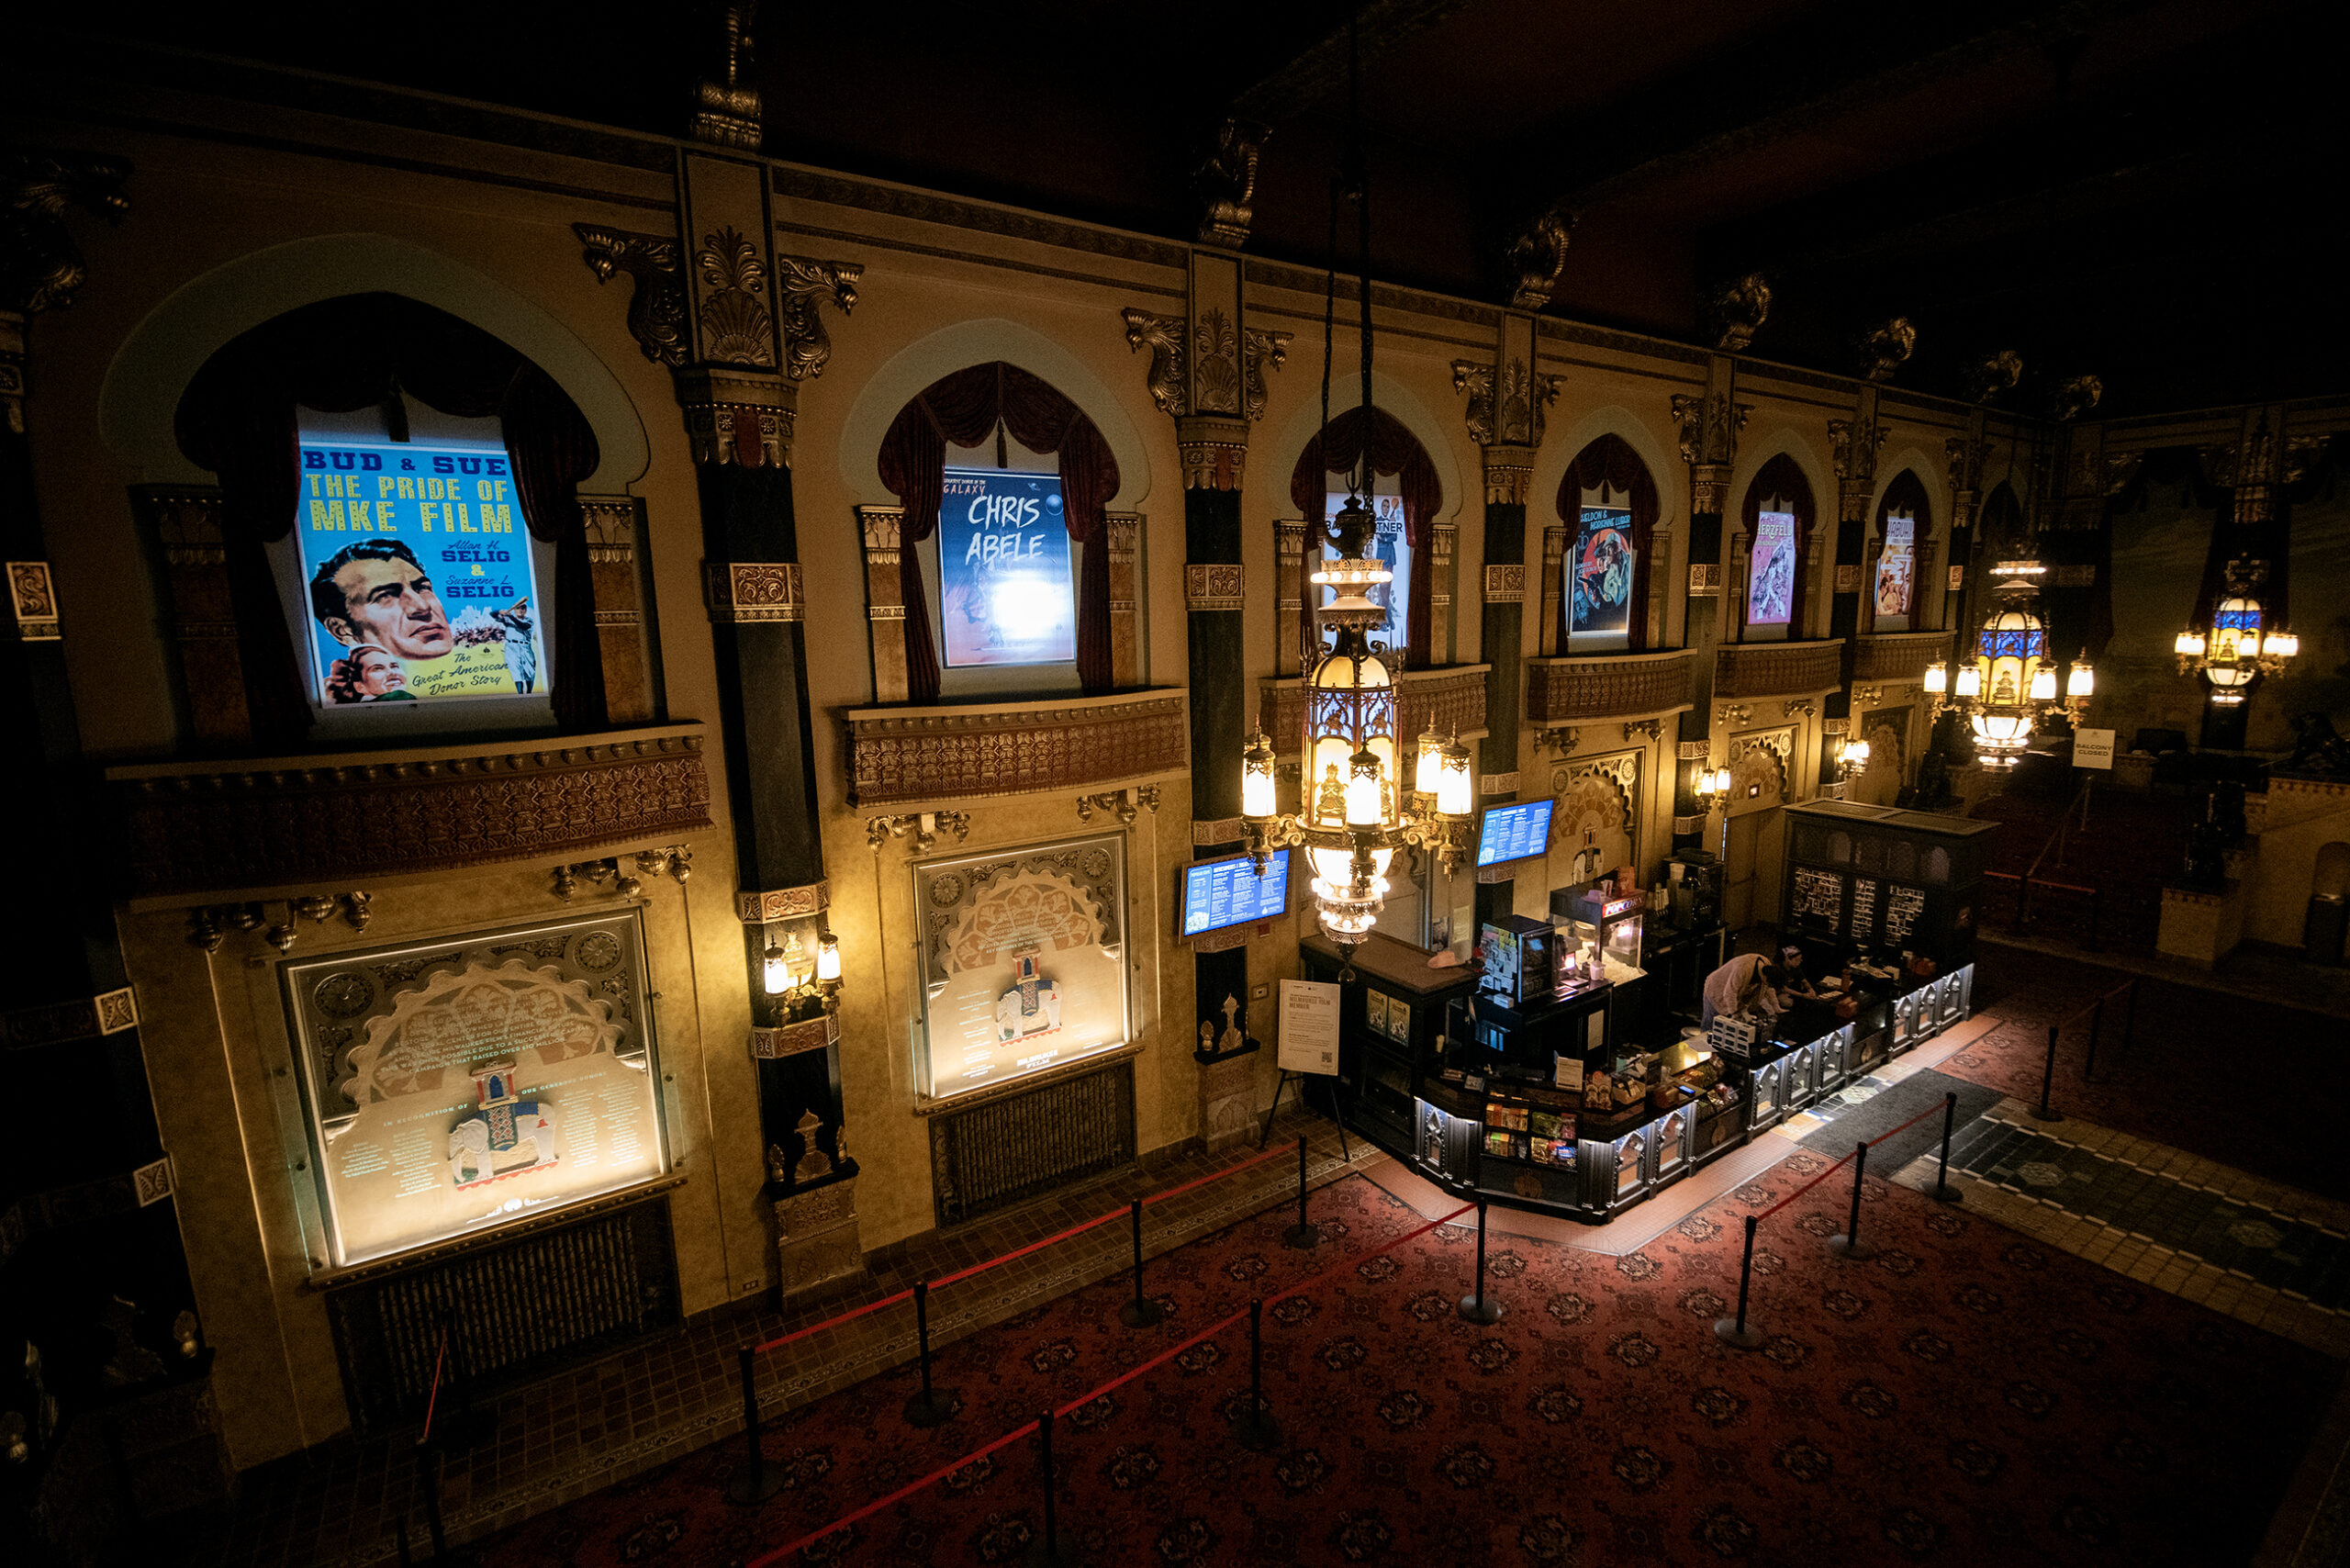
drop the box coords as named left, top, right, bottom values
left=68, top=0, right=2350, bottom=416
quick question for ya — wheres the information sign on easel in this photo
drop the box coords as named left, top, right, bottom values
left=2073, top=727, right=2116, bottom=770
left=1265, top=979, right=1349, bottom=1155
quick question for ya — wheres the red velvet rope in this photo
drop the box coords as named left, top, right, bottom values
left=1751, top=1096, right=1949, bottom=1221
left=751, top=1416, right=1044, bottom=1566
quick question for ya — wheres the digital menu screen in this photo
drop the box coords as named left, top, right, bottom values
left=1476, top=800, right=1554, bottom=868
left=1180, top=850, right=1291, bottom=937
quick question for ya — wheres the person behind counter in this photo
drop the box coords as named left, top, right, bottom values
left=1777, top=943, right=1824, bottom=1001
left=1700, top=952, right=1790, bottom=1029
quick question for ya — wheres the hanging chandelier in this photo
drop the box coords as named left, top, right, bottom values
left=1235, top=13, right=1473, bottom=958
left=1923, top=559, right=2091, bottom=767
left=2175, top=557, right=2296, bottom=706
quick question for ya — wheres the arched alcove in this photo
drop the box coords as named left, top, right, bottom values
left=100, top=233, right=647, bottom=491
left=838, top=319, right=1150, bottom=510
left=1734, top=451, right=1820, bottom=642
left=1555, top=433, right=1662, bottom=651
left=1288, top=406, right=1443, bottom=666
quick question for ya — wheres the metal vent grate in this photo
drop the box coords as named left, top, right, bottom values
left=323, top=1194, right=680, bottom=1436
left=929, top=1059, right=1136, bottom=1227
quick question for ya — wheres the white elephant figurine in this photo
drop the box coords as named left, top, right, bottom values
left=994, top=946, right=1060, bottom=1043
left=448, top=1099, right=558, bottom=1186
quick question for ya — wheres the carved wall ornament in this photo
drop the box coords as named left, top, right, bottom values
left=738, top=881, right=827, bottom=924
left=847, top=691, right=1187, bottom=807
left=692, top=227, right=775, bottom=367
left=1704, top=273, right=1772, bottom=353
left=865, top=812, right=973, bottom=854
left=1451, top=360, right=1496, bottom=446
left=1965, top=350, right=2024, bottom=406
left=1, top=147, right=132, bottom=320
left=750, top=1012, right=839, bottom=1060
left=1828, top=415, right=1890, bottom=485
left=1483, top=565, right=1525, bottom=604
left=1669, top=392, right=1750, bottom=469
left=1480, top=771, right=1520, bottom=797
left=1945, top=435, right=1990, bottom=498
left=1623, top=719, right=1666, bottom=743
left=1239, top=327, right=1289, bottom=422
left=1, top=986, right=139, bottom=1051
left=1686, top=563, right=1722, bottom=597
left=1121, top=307, right=1187, bottom=416
left=1834, top=563, right=1863, bottom=594
left=1184, top=563, right=1244, bottom=611
left=688, top=3, right=764, bottom=148
left=773, top=255, right=860, bottom=382
left=2050, top=375, right=2103, bottom=423
left=1075, top=784, right=1160, bottom=826
left=1523, top=651, right=1695, bottom=724
left=6, top=560, right=60, bottom=641
left=1857, top=318, right=1915, bottom=383
left=1503, top=202, right=1575, bottom=311
left=1482, top=445, right=1535, bottom=506
left=574, top=224, right=688, bottom=367
left=1177, top=413, right=1249, bottom=491
left=185, top=892, right=372, bottom=956
left=1192, top=307, right=1240, bottom=414
left=1535, top=726, right=1583, bottom=756
left=675, top=365, right=792, bottom=466
left=1713, top=641, right=1843, bottom=700
left=1550, top=751, right=1641, bottom=850
left=703, top=560, right=803, bottom=622
left=1192, top=816, right=1245, bottom=846
left=1193, top=118, right=1268, bottom=247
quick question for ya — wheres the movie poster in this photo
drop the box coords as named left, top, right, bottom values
left=1748, top=509, right=1796, bottom=628
left=1571, top=506, right=1634, bottom=637
left=297, top=439, right=547, bottom=706
left=938, top=467, right=1076, bottom=667
left=1876, top=515, right=1915, bottom=619
left=1323, top=491, right=1410, bottom=653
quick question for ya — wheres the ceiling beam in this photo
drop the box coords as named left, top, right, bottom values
left=1228, top=0, right=1483, bottom=124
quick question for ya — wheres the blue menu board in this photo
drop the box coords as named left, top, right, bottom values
left=1476, top=799, right=1554, bottom=868
left=1180, top=851, right=1291, bottom=937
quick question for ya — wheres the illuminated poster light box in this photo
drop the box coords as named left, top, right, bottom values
left=939, top=466, right=1076, bottom=668
left=1569, top=505, right=1634, bottom=641
left=297, top=438, right=547, bottom=707
left=1748, top=508, right=1796, bottom=628
left=1476, top=798, right=1555, bottom=868
left=1178, top=849, right=1292, bottom=940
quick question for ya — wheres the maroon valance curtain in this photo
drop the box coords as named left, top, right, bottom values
left=1288, top=407, right=1443, bottom=667
left=174, top=293, right=606, bottom=740
left=1556, top=434, right=1661, bottom=650
left=876, top=362, right=1120, bottom=700
left=1737, top=454, right=1817, bottom=639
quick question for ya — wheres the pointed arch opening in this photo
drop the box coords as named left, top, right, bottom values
left=1288, top=407, right=1443, bottom=668
left=1871, top=469, right=1932, bottom=633
left=1737, top=454, right=1818, bottom=642
left=1555, top=433, right=1661, bottom=652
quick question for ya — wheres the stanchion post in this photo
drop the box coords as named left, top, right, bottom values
left=1282, top=1134, right=1318, bottom=1250
left=903, top=1280, right=957, bottom=1428
left=2030, top=1022, right=2064, bottom=1122
left=1715, top=1215, right=1766, bottom=1349
left=1026, top=1406, right=1068, bottom=1568
left=1932, top=1091, right=1964, bottom=1204
left=2122, top=979, right=2138, bottom=1053
left=420, top=1441, right=449, bottom=1564
left=1233, top=1297, right=1281, bottom=1451
left=2086, top=884, right=2103, bottom=952
left=396, top=1519, right=413, bottom=1568
left=1118, top=1196, right=1166, bottom=1328
left=2083, top=996, right=2105, bottom=1081
left=1457, top=1201, right=1505, bottom=1324
left=725, top=1346, right=787, bottom=1504
left=1830, top=1141, right=1874, bottom=1259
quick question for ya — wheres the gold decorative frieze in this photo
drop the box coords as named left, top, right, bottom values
left=1176, top=412, right=1249, bottom=490
left=106, top=725, right=711, bottom=900
left=739, top=881, right=829, bottom=924
left=1524, top=650, right=1696, bottom=725
left=1483, top=565, right=1525, bottom=604
left=2, top=986, right=138, bottom=1050
left=845, top=690, right=1188, bottom=808
left=1192, top=816, right=1245, bottom=845
left=751, top=1012, right=839, bottom=1060
left=1678, top=740, right=1711, bottom=760
left=704, top=561, right=803, bottom=622
left=1185, top=563, right=1244, bottom=611
left=1480, top=772, right=1520, bottom=798
left=1713, top=639, right=1843, bottom=700
left=6, top=559, right=60, bottom=641
left=1687, top=563, right=1722, bottom=597
left=1852, top=631, right=1955, bottom=686
left=1481, top=445, right=1534, bottom=507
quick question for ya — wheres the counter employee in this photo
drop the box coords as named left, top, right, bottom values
left=1701, top=952, right=1789, bottom=1029
left=1777, top=943, right=1824, bottom=1001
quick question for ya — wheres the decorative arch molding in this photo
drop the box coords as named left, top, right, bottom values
left=1532, top=403, right=1679, bottom=536
left=1868, top=449, right=1951, bottom=540
left=837, top=318, right=1151, bottom=510
left=1728, top=424, right=1833, bottom=529
left=1265, top=369, right=1464, bottom=531
left=99, top=233, right=648, bottom=490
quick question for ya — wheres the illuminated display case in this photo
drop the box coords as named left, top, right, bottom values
left=1551, top=886, right=1646, bottom=973
left=912, top=833, right=1130, bottom=1101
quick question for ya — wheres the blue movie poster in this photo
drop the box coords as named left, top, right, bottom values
left=296, top=439, right=545, bottom=706
left=938, top=467, right=1076, bottom=667
left=1571, top=506, right=1634, bottom=637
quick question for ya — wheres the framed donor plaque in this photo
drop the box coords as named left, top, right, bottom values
left=280, top=911, right=668, bottom=1270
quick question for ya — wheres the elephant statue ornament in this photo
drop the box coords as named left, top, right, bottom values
left=448, top=1059, right=559, bottom=1187
left=994, top=945, right=1061, bottom=1044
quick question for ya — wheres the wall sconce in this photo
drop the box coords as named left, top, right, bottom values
left=866, top=812, right=972, bottom=854
left=763, top=924, right=841, bottom=1014
left=1838, top=736, right=1872, bottom=778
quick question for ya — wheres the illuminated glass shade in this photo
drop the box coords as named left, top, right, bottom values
left=2175, top=628, right=2206, bottom=660
left=763, top=939, right=788, bottom=995
left=1953, top=665, right=1982, bottom=699
left=1435, top=736, right=1473, bottom=817
left=2067, top=656, right=2094, bottom=699
left=815, top=932, right=842, bottom=982
left=1303, top=648, right=1396, bottom=833
left=1923, top=661, right=1947, bottom=695
left=1239, top=725, right=1277, bottom=821
left=1414, top=725, right=1444, bottom=797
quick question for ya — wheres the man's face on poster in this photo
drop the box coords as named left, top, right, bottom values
left=326, top=555, right=452, bottom=660
left=353, top=647, right=407, bottom=696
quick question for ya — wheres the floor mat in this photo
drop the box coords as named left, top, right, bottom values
left=1796, top=1068, right=2006, bottom=1176
left=475, top=1171, right=2337, bottom=1568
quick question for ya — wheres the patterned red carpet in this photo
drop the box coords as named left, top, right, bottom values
left=477, top=1168, right=2333, bottom=1568
left=1944, top=946, right=2350, bottom=1199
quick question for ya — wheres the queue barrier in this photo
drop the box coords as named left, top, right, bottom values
left=2031, top=975, right=2140, bottom=1123
left=749, top=1200, right=1476, bottom=1566
left=726, top=1136, right=1302, bottom=1505
left=1717, top=1092, right=1952, bottom=1350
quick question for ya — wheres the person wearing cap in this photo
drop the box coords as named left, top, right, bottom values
left=1777, top=942, right=1823, bottom=1001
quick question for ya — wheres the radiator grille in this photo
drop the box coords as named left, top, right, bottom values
left=323, top=1194, right=679, bottom=1437
left=930, top=1059, right=1136, bottom=1226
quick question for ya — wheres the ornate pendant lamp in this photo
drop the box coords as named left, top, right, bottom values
left=1236, top=18, right=1472, bottom=959
left=2175, top=557, right=2296, bottom=706
left=1923, top=559, right=2090, bottom=767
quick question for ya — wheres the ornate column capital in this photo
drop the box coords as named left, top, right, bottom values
left=1670, top=389, right=1749, bottom=515
left=704, top=561, right=803, bottom=622
left=1480, top=443, right=1537, bottom=507
left=1829, top=404, right=1890, bottom=525
left=675, top=366, right=793, bottom=467
left=1176, top=413, right=1250, bottom=491
left=1451, top=357, right=1560, bottom=450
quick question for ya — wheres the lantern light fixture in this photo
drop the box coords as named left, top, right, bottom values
left=1927, top=558, right=2088, bottom=767
left=2175, top=558, right=2296, bottom=706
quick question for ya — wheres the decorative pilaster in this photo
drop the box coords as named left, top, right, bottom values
left=1538, top=525, right=1567, bottom=656
left=856, top=506, right=908, bottom=703
left=1669, top=353, right=1746, bottom=852
left=1820, top=386, right=1889, bottom=782
left=582, top=496, right=658, bottom=723
left=1430, top=521, right=1458, bottom=665
left=1274, top=520, right=1306, bottom=677
left=1107, top=512, right=1141, bottom=688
